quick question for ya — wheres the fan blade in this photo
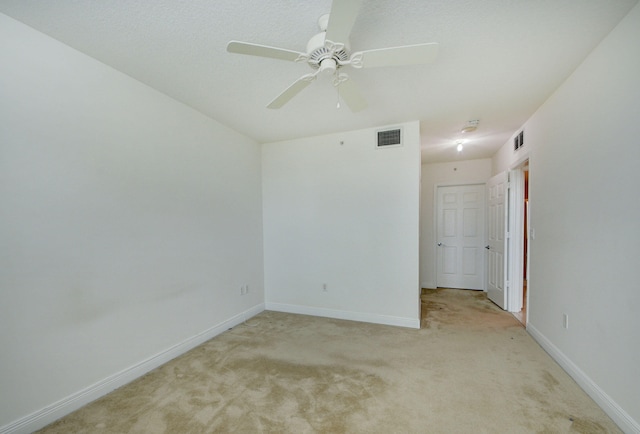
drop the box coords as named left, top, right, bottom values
left=338, top=77, right=367, bottom=112
left=353, top=42, right=439, bottom=69
left=325, top=0, right=363, bottom=43
left=227, top=41, right=305, bottom=62
left=267, top=74, right=317, bottom=109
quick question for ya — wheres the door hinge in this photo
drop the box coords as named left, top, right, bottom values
left=506, top=231, right=511, bottom=239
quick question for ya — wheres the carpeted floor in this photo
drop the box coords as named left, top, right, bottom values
left=37, top=289, right=621, bottom=433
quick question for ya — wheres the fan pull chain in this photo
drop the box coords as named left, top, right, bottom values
left=335, top=72, right=341, bottom=109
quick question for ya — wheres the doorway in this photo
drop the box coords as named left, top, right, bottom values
left=485, top=160, right=530, bottom=316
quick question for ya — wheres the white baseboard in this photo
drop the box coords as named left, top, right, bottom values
left=265, top=302, right=420, bottom=329
left=421, top=280, right=436, bottom=289
left=0, top=303, right=265, bottom=434
left=527, top=324, right=639, bottom=434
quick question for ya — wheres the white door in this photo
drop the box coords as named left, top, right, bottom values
left=436, top=184, right=485, bottom=290
left=486, top=172, right=508, bottom=308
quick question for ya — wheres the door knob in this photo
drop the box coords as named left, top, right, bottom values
left=437, top=243, right=443, bottom=246
left=485, top=245, right=490, bottom=250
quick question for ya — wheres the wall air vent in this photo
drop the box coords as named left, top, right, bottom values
left=376, top=128, right=402, bottom=148
left=514, top=130, right=524, bottom=151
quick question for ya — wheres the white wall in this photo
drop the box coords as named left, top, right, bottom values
left=262, top=123, right=421, bottom=328
left=0, top=14, right=264, bottom=432
left=419, top=159, right=492, bottom=288
left=492, top=4, right=640, bottom=431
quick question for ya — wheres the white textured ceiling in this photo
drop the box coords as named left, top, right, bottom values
left=1, top=0, right=637, bottom=162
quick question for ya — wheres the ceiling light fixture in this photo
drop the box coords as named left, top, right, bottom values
left=461, top=119, right=480, bottom=134
left=456, top=140, right=465, bottom=152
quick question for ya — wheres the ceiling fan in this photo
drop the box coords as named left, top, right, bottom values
left=226, top=0, right=439, bottom=112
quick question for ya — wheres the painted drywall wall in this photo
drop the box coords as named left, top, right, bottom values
left=492, top=3, right=640, bottom=430
left=262, top=123, right=421, bottom=328
left=0, top=14, right=264, bottom=431
left=419, top=159, right=492, bottom=289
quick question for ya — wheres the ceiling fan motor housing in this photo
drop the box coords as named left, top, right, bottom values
left=306, top=31, right=349, bottom=72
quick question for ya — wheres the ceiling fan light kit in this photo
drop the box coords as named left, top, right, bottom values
left=461, top=119, right=480, bottom=133
left=226, top=0, right=439, bottom=112
left=455, top=120, right=479, bottom=152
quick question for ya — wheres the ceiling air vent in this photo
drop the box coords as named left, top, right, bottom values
left=376, top=128, right=402, bottom=148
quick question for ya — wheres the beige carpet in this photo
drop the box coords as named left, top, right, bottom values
left=37, top=289, right=621, bottom=433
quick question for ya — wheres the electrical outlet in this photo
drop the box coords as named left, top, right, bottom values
left=563, top=313, right=569, bottom=329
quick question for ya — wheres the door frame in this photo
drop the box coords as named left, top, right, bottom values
left=507, top=167, right=524, bottom=312
left=433, top=181, right=487, bottom=290
left=506, top=157, right=530, bottom=316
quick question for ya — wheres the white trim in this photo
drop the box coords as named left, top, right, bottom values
left=524, top=200, right=530, bottom=325
left=433, top=180, right=487, bottom=188
left=527, top=324, right=640, bottom=434
left=0, top=304, right=265, bottom=434
left=510, top=148, right=531, bottom=170
left=265, top=302, right=420, bottom=329
left=507, top=167, right=524, bottom=312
